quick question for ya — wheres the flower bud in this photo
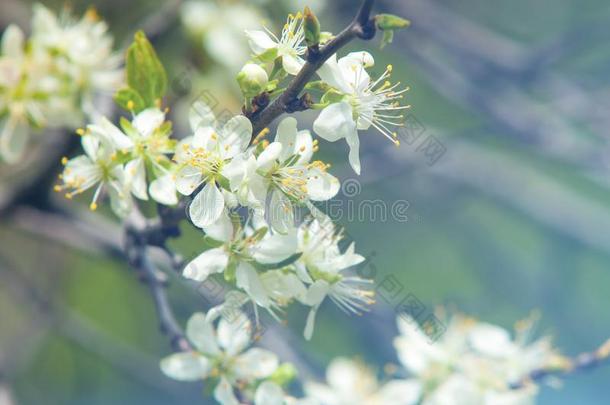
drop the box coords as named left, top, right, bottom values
left=270, top=363, right=298, bottom=386
left=236, top=63, right=268, bottom=97
left=375, top=14, right=410, bottom=30
left=304, top=6, right=321, bottom=47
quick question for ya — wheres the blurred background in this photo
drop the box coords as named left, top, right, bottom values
left=1, top=0, right=609, bottom=403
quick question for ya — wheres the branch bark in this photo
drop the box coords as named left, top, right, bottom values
left=250, top=0, right=377, bottom=135
left=124, top=207, right=192, bottom=352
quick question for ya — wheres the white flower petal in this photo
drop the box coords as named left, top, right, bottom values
left=255, top=381, right=285, bottom=405
left=175, top=166, right=203, bottom=196
left=307, top=170, right=340, bottom=201
left=189, top=182, right=225, bottom=228
left=313, top=101, right=357, bottom=143
left=267, top=190, right=294, bottom=234
left=217, top=309, right=251, bottom=355
left=317, top=54, right=351, bottom=94
left=221, top=115, right=252, bottom=158
left=256, top=141, right=282, bottom=171
left=469, top=323, right=515, bottom=358
left=214, top=377, right=239, bottom=405
left=132, top=108, right=165, bottom=138
left=236, top=262, right=270, bottom=308
left=189, top=101, right=216, bottom=131
left=160, top=352, right=210, bottom=381
left=1, top=25, right=24, bottom=58
left=149, top=174, right=178, bottom=205
left=97, top=117, right=134, bottom=150
left=253, top=230, right=297, bottom=264
left=345, top=130, right=361, bottom=175
left=234, top=348, right=279, bottom=380
left=125, top=158, right=148, bottom=200
left=202, top=210, right=233, bottom=243
left=376, top=379, right=422, bottom=405
left=245, top=30, right=277, bottom=54
left=186, top=312, right=220, bottom=356
left=275, top=117, right=298, bottom=161
left=282, top=54, right=305, bottom=75
left=183, top=247, right=229, bottom=282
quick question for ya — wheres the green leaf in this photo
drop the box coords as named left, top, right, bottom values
left=380, top=29, right=395, bottom=49
left=125, top=31, right=167, bottom=108
left=114, top=87, right=146, bottom=113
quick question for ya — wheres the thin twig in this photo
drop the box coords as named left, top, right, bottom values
left=250, top=0, right=377, bottom=135
left=124, top=207, right=192, bottom=352
left=510, top=339, right=610, bottom=389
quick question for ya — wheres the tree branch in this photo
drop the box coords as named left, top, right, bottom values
left=124, top=207, right=192, bottom=353
left=510, top=339, right=610, bottom=389
left=250, top=0, right=377, bottom=135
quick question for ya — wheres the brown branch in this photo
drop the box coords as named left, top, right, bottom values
left=124, top=207, right=192, bottom=353
left=250, top=0, right=377, bottom=135
left=510, top=339, right=610, bottom=389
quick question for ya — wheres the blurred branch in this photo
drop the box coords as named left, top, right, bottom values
left=250, top=0, right=377, bottom=135
left=389, top=0, right=610, bottom=174
left=511, top=339, right=610, bottom=389
left=0, top=256, right=185, bottom=396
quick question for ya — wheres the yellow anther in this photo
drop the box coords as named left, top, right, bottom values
left=299, top=145, right=306, bottom=152
left=155, top=98, right=162, bottom=108
left=387, top=64, right=393, bottom=72
left=127, top=100, right=135, bottom=110
left=262, top=140, right=270, bottom=148
left=85, top=6, right=99, bottom=21
left=394, top=140, right=400, bottom=147
left=53, top=185, right=61, bottom=192
left=61, top=157, right=69, bottom=165
left=65, top=193, right=73, bottom=200
left=89, top=202, right=98, bottom=211
left=76, top=128, right=86, bottom=136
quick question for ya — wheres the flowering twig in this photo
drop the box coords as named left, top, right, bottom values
left=510, top=339, right=610, bottom=389
left=250, top=0, right=377, bottom=135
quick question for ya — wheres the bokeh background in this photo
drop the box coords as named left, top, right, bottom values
left=1, top=0, right=609, bottom=404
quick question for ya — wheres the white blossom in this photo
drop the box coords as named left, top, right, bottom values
left=160, top=312, right=279, bottom=405
left=295, top=217, right=370, bottom=340
left=393, top=314, right=559, bottom=405
left=55, top=134, right=132, bottom=216
left=174, top=101, right=252, bottom=227
left=246, top=12, right=307, bottom=75
left=313, top=52, right=409, bottom=174
left=303, top=357, right=421, bottom=405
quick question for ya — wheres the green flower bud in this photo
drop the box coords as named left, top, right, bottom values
left=236, top=63, right=269, bottom=97
left=304, top=6, right=321, bottom=47
left=375, top=14, right=410, bottom=30
left=270, top=363, right=298, bottom=386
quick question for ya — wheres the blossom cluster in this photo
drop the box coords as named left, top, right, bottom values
left=161, top=310, right=560, bottom=405
left=0, top=4, right=122, bottom=163
left=55, top=4, right=411, bottom=342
